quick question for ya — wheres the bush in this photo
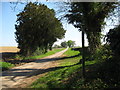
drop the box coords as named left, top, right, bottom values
left=76, top=78, right=108, bottom=89
left=97, top=57, right=120, bottom=86
left=93, top=44, right=112, bottom=62
left=0, top=62, right=14, bottom=71
left=106, top=25, right=120, bottom=56
left=99, top=25, right=120, bottom=86
left=33, top=47, right=45, bottom=56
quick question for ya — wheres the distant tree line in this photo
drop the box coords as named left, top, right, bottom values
left=15, top=2, right=66, bottom=56
left=60, top=40, right=75, bottom=48
left=53, top=40, right=76, bottom=48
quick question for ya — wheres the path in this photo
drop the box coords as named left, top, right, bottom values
left=0, top=48, right=68, bottom=89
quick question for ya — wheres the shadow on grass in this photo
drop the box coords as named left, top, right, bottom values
left=2, top=62, right=81, bottom=82
left=1, top=52, right=18, bottom=59
left=2, top=54, right=81, bottom=82
left=2, top=53, right=80, bottom=65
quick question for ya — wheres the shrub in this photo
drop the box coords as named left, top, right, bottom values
left=106, top=25, right=120, bottom=56
left=33, top=47, right=45, bottom=56
left=0, top=62, right=14, bottom=71
left=93, top=44, right=112, bottom=62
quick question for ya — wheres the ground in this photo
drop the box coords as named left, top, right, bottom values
left=1, top=48, right=68, bottom=89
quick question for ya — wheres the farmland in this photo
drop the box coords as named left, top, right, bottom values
left=0, top=46, right=20, bottom=61
left=0, top=46, right=20, bottom=53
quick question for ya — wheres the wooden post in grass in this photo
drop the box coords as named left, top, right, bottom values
left=82, top=30, right=85, bottom=78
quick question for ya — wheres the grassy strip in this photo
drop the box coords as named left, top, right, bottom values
left=30, top=48, right=97, bottom=88
left=0, top=62, right=14, bottom=71
left=1, top=48, right=65, bottom=71
left=15, top=48, right=65, bottom=60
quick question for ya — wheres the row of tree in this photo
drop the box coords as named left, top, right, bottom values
left=61, top=40, right=75, bottom=48
left=15, top=2, right=66, bottom=56
left=54, top=40, right=75, bottom=48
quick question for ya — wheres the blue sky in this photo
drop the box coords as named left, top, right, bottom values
left=1, top=2, right=118, bottom=47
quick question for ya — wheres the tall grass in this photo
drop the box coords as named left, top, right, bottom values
left=0, top=62, right=14, bottom=71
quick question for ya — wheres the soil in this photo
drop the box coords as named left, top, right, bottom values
left=1, top=48, right=68, bottom=89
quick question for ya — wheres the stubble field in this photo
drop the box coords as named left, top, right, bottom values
left=0, top=47, right=20, bottom=53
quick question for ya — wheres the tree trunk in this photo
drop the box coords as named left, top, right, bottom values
left=86, top=32, right=101, bottom=54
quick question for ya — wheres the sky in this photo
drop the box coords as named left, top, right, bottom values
left=0, top=2, right=119, bottom=47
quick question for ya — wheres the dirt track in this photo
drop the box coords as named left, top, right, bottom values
left=1, top=48, right=68, bottom=89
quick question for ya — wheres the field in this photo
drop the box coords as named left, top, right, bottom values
left=0, top=46, right=20, bottom=61
left=0, top=46, right=20, bottom=53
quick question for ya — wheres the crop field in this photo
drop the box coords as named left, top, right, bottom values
left=0, top=46, right=20, bottom=53
left=0, top=47, right=20, bottom=60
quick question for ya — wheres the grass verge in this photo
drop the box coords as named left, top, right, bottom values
left=30, top=48, right=97, bottom=88
left=2, top=48, right=65, bottom=71
left=0, top=62, right=14, bottom=71
left=15, top=48, right=65, bottom=60
left=30, top=47, right=120, bottom=89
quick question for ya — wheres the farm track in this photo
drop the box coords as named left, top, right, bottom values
left=1, top=48, right=68, bottom=89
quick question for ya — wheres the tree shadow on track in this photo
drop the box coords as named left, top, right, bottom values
left=34, top=53, right=80, bottom=63
left=2, top=54, right=81, bottom=82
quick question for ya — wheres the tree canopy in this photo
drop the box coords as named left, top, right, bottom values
left=106, top=25, right=120, bottom=56
left=15, top=2, right=66, bottom=56
left=67, top=40, right=75, bottom=47
left=61, top=41, right=68, bottom=48
left=61, top=40, right=75, bottom=48
left=65, top=2, right=117, bottom=54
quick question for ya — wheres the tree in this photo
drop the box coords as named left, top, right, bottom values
left=65, top=2, right=117, bottom=54
left=61, top=41, right=68, bottom=48
left=106, top=25, right=120, bottom=56
left=67, top=40, right=75, bottom=47
left=15, top=2, right=66, bottom=56
left=64, top=2, right=118, bottom=78
left=53, top=44, right=61, bottom=48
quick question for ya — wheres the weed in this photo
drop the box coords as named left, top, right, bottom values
left=0, top=62, right=14, bottom=71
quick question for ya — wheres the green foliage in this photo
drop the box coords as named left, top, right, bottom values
left=67, top=40, right=75, bottom=47
left=29, top=45, right=120, bottom=88
left=61, top=41, right=68, bottom=48
left=73, top=78, right=108, bottom=89
left=106, top=25, right=120, bottom=56
left=61, top=40, right=76, bottom=48
left=97, top=25, right=120, bottom=86
left=32, top=47, right=45, bottom=56
left=92, top=44, right=112, bottom=62
left=65, top=2, right=117, bottom=54
left=97, top=57, right=120, bottom=86
left=0, top=62, right=14, bottom=71
left=15, top=2, right=66, bottom=56
left=29, top=48, right=98, bottom=88
left=53, top=44, right=62, bottom=48
left=30, top=48, right=81, bottom=88
left=14, top=48, right=65, bottom=60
